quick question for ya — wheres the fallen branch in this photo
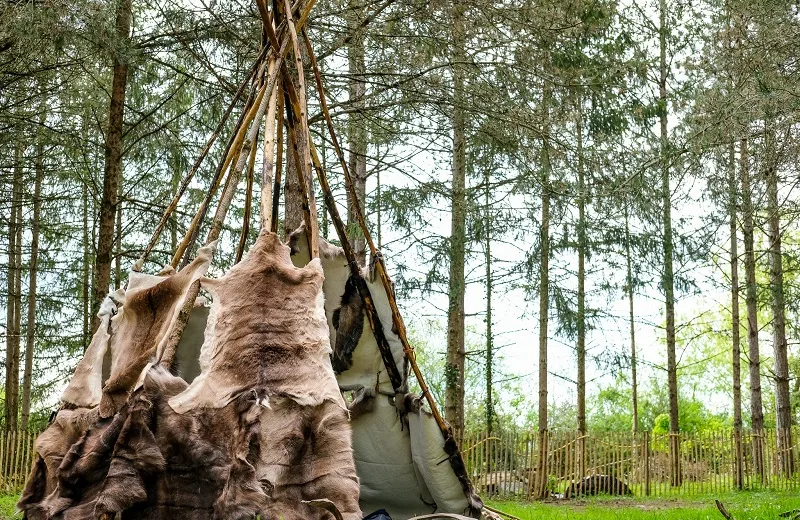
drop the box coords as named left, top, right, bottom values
left=483, top=504, right=522, bottom=520
left=715, top=500, right=734, bottom=520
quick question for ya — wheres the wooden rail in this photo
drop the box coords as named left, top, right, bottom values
left=459, top=428, right=800, bottom=499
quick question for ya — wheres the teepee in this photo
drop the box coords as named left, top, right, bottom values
left=18, top=1, right=485, bottom=519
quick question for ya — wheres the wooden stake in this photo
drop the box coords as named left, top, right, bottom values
left=261, top=57, right=279, bottom=231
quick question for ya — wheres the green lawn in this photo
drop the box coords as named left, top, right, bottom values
left=2, top=491, right=799, bottom=519
left=488, top=491, right=800, bottom=520
left=0, top=494, right=20, bottom=520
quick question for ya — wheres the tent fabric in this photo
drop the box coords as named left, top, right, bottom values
left=288, top=230, right=483, bottom=519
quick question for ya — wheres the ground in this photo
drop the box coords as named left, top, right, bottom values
left=1, top=491, right=798, bottom=519
left=488, top=491, right=800, bottom=519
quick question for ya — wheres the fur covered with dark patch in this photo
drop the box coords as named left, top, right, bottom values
left=331, top=274, right=365, bottom=373
left=19, top=232, right=361, bottom=520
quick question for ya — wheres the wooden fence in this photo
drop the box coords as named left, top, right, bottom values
left=2, top=428, right=799, bottom=498
left=0, top=430, right=37, bottom=493
left=460, top=428, right=800, bottom=498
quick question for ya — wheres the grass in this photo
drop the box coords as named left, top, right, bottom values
left=1, top=491, right=798, bottom=519
left=487, top=491, right=800, bottom=520
left=0, top=494, right=21, bottom=520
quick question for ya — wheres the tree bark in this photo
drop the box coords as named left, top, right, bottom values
left=728, top=142, right=743, bottom=489
left=21, top=138, right=43, bottom=430
left=658, top=0, right=680, bottom=486
left=170, top=149, right=180, bottom=254
left=576, top=102, right=586, bottom=435
left=92, top=0, right=131, bottom=332
left=740, top=136, right=764, bottom=478
left=484, top=169, right=493, bottom=435
left=346, top=0, right=367, bottom=266
left=624, top=204, right=639, bottom=433
left=534, top=74, right=552, bottom=500
left=764, top=122, right=793, bottom=476
left=538, top=78, right=552, bottom=436
left=445, top=0, right=467, bottom=436
left=114, top=181, right=123, bottom=289
left=4, top=143, right=23, bottom=431
left=82, top=180, right=91, bottom=352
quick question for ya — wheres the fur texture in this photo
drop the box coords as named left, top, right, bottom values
left=20, top=234, right=359, bottom=519
left=331, top=275, right=365, bottom=373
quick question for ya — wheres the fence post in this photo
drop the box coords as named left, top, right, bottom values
left=644, top=431, right=651, bottom=497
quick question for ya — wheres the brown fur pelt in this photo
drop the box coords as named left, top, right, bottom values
left=331, top=274, right=365, bottom=373
left=19, top=232, right=360, bottom=520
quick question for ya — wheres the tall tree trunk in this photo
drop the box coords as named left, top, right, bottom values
left=535, top=75, right=552, bottom=499
left=576, top=102, right=586, bottom=435
left=82, top=180, right=90, bottom=351
left=170, top=150, right=180, bottom=253
left=484, top=169, right=493, bottom=435
left=624, top=204, right=639, bottom=433
left=92, top=0, right=131, bottom=332
left=376, top=167, right=381, bottom=249
left=81, top=112, right=91, bottom=352
left=346, top=0, right=367, bottom=266
left=21, top=138, right=43, bottom=430
left=658, top=0, right=680, bottom=486
left=5, top=143, right=23, bottom=431
left=764, top=122, right=793, bottom=476
left=114, top=181, right=123, bottom=289
left=740, top=137, right=765, bottom=477
left=445, top=0, right=467, bottom=436
left=729, top=142, right=743, bottom=489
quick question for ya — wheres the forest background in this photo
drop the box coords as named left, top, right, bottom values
left=1, top=0, right=800, bottom=455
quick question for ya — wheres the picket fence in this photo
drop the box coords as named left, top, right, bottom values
left=460, top=428, right=800, bottom=498
left=2, top=428, right=800, bottom=498
left=0, top=430, right=36, bottom=493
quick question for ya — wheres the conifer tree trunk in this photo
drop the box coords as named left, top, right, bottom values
left=658, top=0, right=680, bottom=486
left=535, top=75, right=552, bottom=499
left=21, top=139, right=43, bottom=431
left=764, top=123, right=793, bottom=476
left=82, top=180, right=90, bottom=352
left=445, top=0, right=467, bottom=436
left=93, top=0, right=131, bottom=332
left=740, top=137, right=764, bottom=477
left=624, top=204, right=638, bottom=433
left=347, top=0, right=367, bottom=266
left=576, top=103, right=586, bottom=436
left=484, top=169, right=493, bottom=435
left=5, top=143, right=23, bottom=431
left=81, top=113, right=91, bottom=352
left=729, top=142, right=743, bottom=489
left=170, top=151, right=180, bottom=253
left=538, top=80, right=552, bottom=436
left=114, top=182, right=122, bottom=289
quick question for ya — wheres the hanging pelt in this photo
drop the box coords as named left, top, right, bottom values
left=19, top=231, right=361, bottom=520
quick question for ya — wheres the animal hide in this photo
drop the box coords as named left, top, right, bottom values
left=331, top=275, right=365, bottom=373
left=99, top=241, right=215, bottom=417
left=20, top=232, right=360, bottom=520
left=168, top=231, right=344, bottom=412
